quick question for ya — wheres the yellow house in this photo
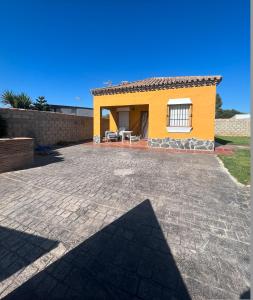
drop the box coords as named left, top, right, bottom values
left=91, top=75, right=222, bottom=151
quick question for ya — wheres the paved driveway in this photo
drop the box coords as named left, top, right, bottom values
left=0, top=144, right=250, bottom=299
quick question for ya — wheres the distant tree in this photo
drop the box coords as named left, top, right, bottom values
left=216, top=93, right=222, bottom=110
left=215, top=93, right=224, bottom=118
left=215, top=93, right=243, bottom=118
left=34, top=96, right=49, bottom=111
left=218, top=109, right=242, bottom=119
left=1, top=90, right=32, bottom=109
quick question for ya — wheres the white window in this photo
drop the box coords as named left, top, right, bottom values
left=168, top=104, right=191, bottom=127
left=167, top=98, right=192, bottom=133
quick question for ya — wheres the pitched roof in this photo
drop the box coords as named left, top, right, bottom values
left=91, top=75, right=222, bottom=96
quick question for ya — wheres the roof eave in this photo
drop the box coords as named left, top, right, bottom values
left=91, top=77, right=222, bottom=96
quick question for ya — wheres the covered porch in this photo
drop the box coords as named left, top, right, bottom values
left=94, top=104, right=149, bottom=144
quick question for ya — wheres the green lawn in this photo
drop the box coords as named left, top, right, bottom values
left=218, top=149, right=250, bottom=185
left=215, top=135, right=250, bottom=146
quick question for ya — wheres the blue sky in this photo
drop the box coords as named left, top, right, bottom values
left=0, top=0, right=250, bottom=112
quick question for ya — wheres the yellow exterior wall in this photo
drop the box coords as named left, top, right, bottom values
left=94, top=85, right=216, bottom=141
left=129, top=105, right=148, bottom=135
left=109, top=108, right=118, bottom=132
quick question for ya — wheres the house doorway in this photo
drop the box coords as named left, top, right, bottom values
left=141, top=111, right=148, bottom=138
left=118, top=111, right=129, bottom=129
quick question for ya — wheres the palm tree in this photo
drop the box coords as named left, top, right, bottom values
left=1, top=90, right=17, bottom=107
left=1, top=90, right=32, bottom=109
left=15, top=93, right=32, bottom=109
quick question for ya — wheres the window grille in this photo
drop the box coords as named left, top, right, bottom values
left=168, top=104, right=191, bottom=127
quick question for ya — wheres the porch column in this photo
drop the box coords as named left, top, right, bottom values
left=147, top=103, right=158, bottom=140
left=93, top=105, right=102, bottom=143
left=109, top=108, right=118, bottom=132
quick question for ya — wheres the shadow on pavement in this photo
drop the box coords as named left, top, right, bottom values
left=4, top=200, right=191, bottom=300
left=54, top=139, right=93, bottom=149
left=240, top=289, right=251, bottom=299
left=31, top=140, right=93, bottom=168
left=32, top=150, right=64, bottom=168
left=215, top=137, right=231, bottom=146
left=0, top=226, right=58, bottom=282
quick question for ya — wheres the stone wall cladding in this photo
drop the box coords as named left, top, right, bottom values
left=215, top=119, right=250, bottom=136
left=0, top=108, right=109, bottom=146
left=148, top=138, right=214, bottom=151
left=0, top=138, right=33, bottom=173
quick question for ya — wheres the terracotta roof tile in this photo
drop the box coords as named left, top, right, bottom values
left=91, top=75, right=222, bottom=96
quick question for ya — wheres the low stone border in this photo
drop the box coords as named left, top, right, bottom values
left=148, top=138, right=214, bottom=151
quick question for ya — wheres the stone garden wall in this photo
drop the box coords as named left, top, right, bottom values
left=0, top=138, right=33, bottom=173
left=0, top=108, right=109, bottom=146
left=215, top=119, right=250, bottom=136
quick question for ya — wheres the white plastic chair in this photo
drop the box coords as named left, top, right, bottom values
left=130, top=135, right=141, bottom=143
left=118, top=127, right=126, bottom=140
left=105, top=131, right=118, bottom=142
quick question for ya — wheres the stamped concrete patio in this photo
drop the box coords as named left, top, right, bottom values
left=0, top=144, right=250, bottom=299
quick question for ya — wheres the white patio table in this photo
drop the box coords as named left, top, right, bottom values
left=121, top=130, right=133, bottom=143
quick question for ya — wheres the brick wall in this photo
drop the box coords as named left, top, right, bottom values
left=0, top=108, right=109, bottom=145
left=215, top=119, right=250, bottom=136
left=0, top=138, right=34, bottom=173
